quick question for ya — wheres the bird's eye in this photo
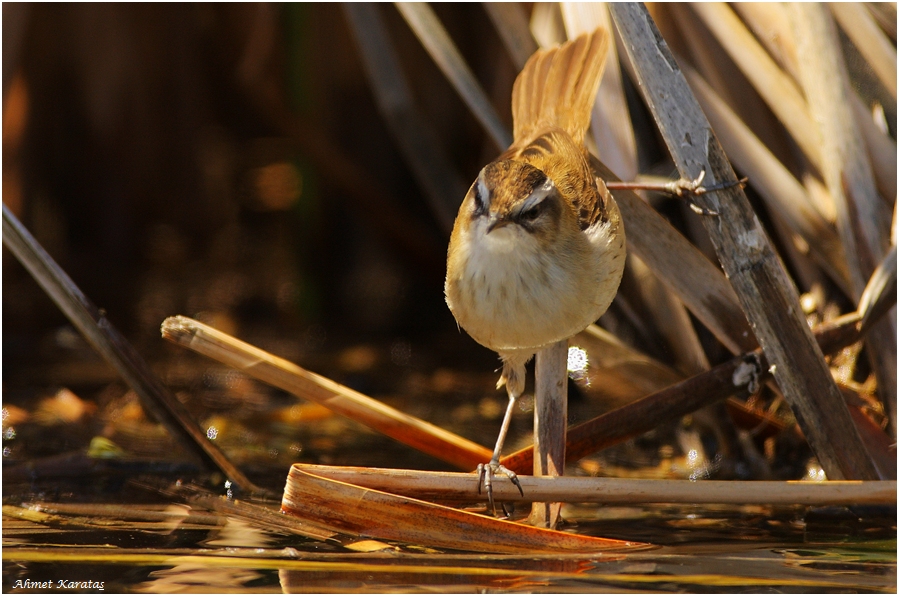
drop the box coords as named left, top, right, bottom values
left=520, top=203, right=542, bottom=221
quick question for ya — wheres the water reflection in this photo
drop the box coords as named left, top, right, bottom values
left=4, top=498, right=892, bottom=593
left=137, top=518, right=274, bottom=593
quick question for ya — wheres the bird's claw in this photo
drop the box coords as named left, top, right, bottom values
left=477, top=461, right=524, bottom=517
left=665, top=169, right=748, bottom=216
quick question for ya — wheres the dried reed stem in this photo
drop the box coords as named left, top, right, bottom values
left=293, top=464, right=897, bottom=506
left=529, top=339, right=567, bottom=529
left=788, top=3, right=896, bottom=437
left=483, top=2, right=536, bottom=69
left=684, top=65, right=851, bottom=292
left=830, top=2, right=897, bottom=99
left=690, top=3, right=824, bottom=174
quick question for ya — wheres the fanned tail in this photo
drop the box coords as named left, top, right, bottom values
left=511, top=29, right=609, bottom=146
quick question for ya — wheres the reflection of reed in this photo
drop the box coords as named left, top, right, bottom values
left=141, top=563, right=263, bottom=594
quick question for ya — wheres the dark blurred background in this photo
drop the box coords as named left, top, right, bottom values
left=3, top=3, right=514, bottom=357
left=2, top=3, right=537, bottom=480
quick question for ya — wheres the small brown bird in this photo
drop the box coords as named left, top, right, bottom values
left=445, top=29, right=626, bottom=510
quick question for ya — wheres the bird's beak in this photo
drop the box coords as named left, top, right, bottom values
left=486, top=213, right=510, bottom=234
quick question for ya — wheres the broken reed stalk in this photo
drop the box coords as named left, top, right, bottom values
left=160, top=315, right=493, bottom=471
left=1, top=205, right=264, bottom=496
left=292, top=464, right=897, bottom=506
left=608, top=3, right=878, bottom=481
left=529, top=339, right=567, bottom=529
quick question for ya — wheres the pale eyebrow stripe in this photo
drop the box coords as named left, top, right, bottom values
left=518, top=177, right=555, bottom=213
left=476, top=171, right=491, bottom=210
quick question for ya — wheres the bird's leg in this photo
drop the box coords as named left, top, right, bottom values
left=478, top=357, right=527, bottom=517
left=477, top=391, right=524, bottom=516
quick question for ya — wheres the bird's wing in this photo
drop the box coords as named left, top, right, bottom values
left=510, top=28, right=609, bottom=146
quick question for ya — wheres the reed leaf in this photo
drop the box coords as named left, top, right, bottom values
left=830, top=2, right=897, bottom=100
left=690, top=3, right=824, bottom=175
left=395, top=2, right=511, bottom=149
left=281, top=466, right=648, bottom=554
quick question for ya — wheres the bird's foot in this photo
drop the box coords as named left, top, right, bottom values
left=477, top=460, right=524, bottom=517
left=662, top=170, right=748, bottom=216
left=606, top=169, right=748, bottom=216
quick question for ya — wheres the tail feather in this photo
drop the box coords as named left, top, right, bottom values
left=511, top=29, right=609, bottom=146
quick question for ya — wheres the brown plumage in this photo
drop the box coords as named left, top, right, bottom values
left=444, top=28, right=625, bottom=513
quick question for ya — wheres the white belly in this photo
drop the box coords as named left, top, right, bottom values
left=445, top=213, right=624, bottom=353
